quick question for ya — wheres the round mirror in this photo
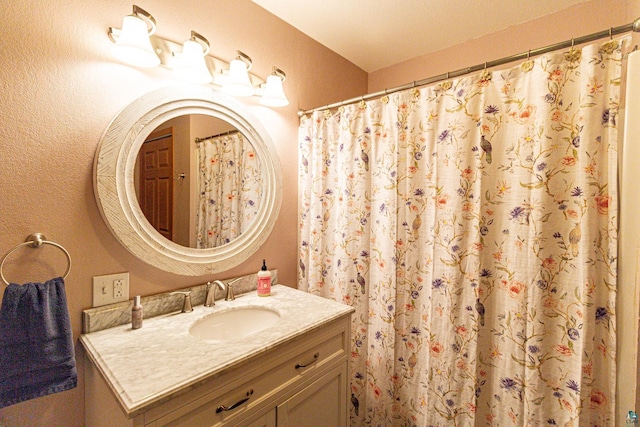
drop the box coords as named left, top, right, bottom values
left=134, top=114, right=262, bottom=249
left=94, top=86, right=282, bottom=275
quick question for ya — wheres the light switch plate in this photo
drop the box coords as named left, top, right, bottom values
left=92, top=272, right=129, bottom=307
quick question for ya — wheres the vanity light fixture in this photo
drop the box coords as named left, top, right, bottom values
left=260, top=67, right=289, bottom=107
left=221, top=51, right=255, bottom=97
left=173, top=31, right=213, bottom=84
left=108, top=5, right=160, bottom=68
left=107, top=6, right=290, bottom=107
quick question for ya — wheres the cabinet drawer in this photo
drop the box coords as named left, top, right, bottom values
left=146, top=316, right=349, bottom=427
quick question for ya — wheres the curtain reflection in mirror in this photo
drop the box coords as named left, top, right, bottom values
left=196, top=132, right=261, bottom=248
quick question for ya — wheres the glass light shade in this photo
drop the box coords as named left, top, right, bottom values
left=111, top=14, right=160, bottom=67
left=260, top=75, right=289, bottom=107
left=173, top=39, right=212, bottom=84
left=222, top=59, right=254, bottom=96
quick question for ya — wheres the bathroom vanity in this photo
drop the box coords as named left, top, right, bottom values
left=80, top=285, right=354, bottom=426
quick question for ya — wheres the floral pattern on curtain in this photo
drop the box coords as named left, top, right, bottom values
left=196, top=132, right=261, bottom=248
left=299, top=36, right=628, bottom=426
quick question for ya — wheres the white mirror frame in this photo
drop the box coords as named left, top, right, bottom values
left=94, top=85, right=282, bottom=275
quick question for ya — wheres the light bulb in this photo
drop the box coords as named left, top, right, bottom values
left=222, top=58, right=254, bottom=97
left=111, top=14, right=160, bottom=68
left=260, top=74, right=289, bottom=107
left=174, top=39, right=212, bottom=84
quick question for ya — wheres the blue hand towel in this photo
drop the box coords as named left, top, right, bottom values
left=0, top=277, right=77, bottom=408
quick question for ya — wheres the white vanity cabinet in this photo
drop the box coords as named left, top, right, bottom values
left=83, top=310, right=351, bottom=427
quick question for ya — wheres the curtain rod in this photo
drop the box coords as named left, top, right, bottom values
left=195, top=129, right=239, bottom=143
left=298, top=18, right=640, bottom=116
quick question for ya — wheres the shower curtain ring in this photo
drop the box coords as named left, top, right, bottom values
left=527, top=50, right=531, bottom=60
left=609, top=27, right=613, bottom=40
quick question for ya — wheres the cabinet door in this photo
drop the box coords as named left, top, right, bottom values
left=276, top=364, right=347, bottom=427
left=237, top=409, right=276, bottom=427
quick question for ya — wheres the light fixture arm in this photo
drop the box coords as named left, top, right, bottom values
left=108, top=4, right=157, bottom=42
left=236, top=50, right=253, bottom=71
left=189, top=30, right=210, bottom=56
left=132, top=5, right=157, bottom=35
left=271, top=66, right=286, bottom=82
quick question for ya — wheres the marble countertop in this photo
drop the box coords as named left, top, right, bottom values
left=79, top=285, right=353, bottom=417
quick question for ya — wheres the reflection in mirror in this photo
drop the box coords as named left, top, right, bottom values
left=134, top=115, right=261, bottom=249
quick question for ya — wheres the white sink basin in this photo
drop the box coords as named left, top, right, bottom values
left=189, top=306, right=281, bottom=342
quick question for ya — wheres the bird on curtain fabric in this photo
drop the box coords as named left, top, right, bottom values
left=408, top=352, right=418, bottom=377
left=412, top=214, right=422, bottom=239
left=569, top=222, right=581, bottom=257
left=480, top=135, right=493, bottom=164
left=351, top=394, right=359, bottom=416
left=475, top=298, right=485, bottom=326
left=357, top=271, right=366, bottom=294
left=360, top=149, right=369, bottom=171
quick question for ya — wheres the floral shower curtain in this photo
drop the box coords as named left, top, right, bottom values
left=299, top=36, right=628, bottom=426
left=196, top=132, right=261, bottom=248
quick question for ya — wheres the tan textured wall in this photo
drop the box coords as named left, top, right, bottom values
left=369, top=0, right=638, bottom=93
left=0, top=0, right=366, bottom=425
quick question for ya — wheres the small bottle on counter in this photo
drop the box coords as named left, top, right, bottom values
left=257, top=259, right=271, bottom=297
left=132, top=295, right=143, bottom=329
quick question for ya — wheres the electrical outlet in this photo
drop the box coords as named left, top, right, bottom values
left=92, top=272, right=129, bottom=307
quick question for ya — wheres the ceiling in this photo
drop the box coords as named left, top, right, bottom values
left=252, top=0, right=590, bottom=72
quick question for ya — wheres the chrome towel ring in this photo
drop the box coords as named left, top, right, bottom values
left=0, top=233, right=72, bottom=286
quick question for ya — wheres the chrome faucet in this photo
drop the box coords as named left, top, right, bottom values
left=204, top=278, right=242, bottom=306
left=204, top=281, right=225, bottom=307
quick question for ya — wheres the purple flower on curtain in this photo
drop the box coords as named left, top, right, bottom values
left=432, top=278, right=445, bottom=289
left=438, top=129, right=450, bottom=143
left=500, top=378, right=517, bottom=390
left=595, top=307, right=609, bottom=322
left=567, top=328, right=580, bottom=340
left=544, top=93, right=556, bottom=103
left=566, top=380, right=580, bottom=392
left=484, top=105, right=499, bottom=114
left=571, top=187, right=583, bottom=197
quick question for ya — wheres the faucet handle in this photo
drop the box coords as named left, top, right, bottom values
left=170, top=291, right=193, bottom=313
left=226, top=284, right=235, bottom=301
left=225, top=277, right=242, bottom=301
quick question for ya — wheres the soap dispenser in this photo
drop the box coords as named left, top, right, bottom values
left=257, top=259, right=271, bottom=297
left=132, top=295, right=143, bottom=329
